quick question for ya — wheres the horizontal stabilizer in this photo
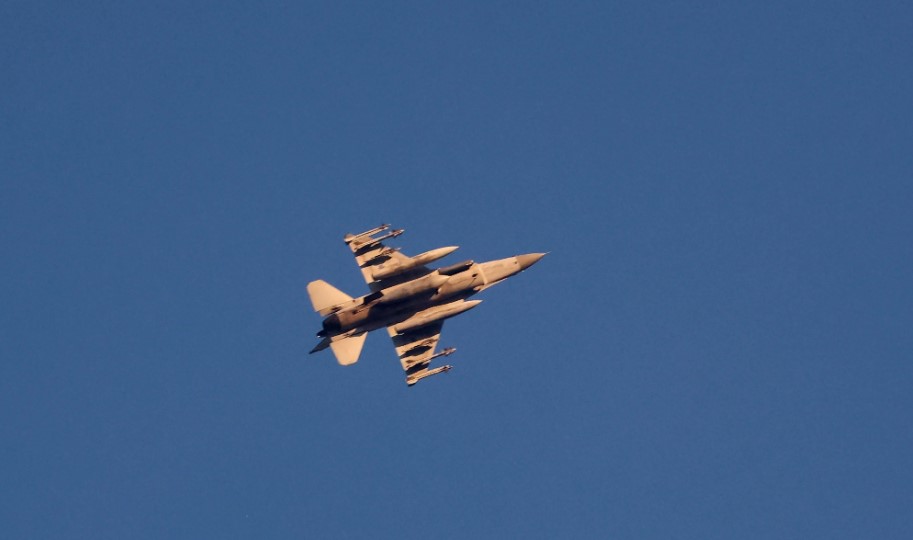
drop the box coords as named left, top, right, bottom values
left=307, top=280, right=353, bottom=316
left=329, top=333, right=367, bottom=366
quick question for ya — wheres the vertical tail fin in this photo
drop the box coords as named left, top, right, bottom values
left=329, top=333, right=367, bottom=365
left=307, top=280, right=353, bottom=316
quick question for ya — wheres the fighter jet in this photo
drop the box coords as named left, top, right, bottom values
left=307, top=224, right=546, bottom=386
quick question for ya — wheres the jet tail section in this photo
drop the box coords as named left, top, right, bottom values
left=307, top=280, right=353, bottom=316
left=329, top=333, right=367, bottom=366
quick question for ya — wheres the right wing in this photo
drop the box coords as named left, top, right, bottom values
left=387, top=322, right=455, bottom=386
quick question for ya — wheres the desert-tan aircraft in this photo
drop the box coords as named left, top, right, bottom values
left=308, top=224, right=546, bottom=386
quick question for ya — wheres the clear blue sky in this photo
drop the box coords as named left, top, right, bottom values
left=2, top=2, right=912, bottom=538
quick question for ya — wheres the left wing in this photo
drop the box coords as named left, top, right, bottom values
left=344, top=224, right=431, bottom=292
left=387, top=322, right=455, bottom=386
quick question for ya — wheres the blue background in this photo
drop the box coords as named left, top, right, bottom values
left=3, top=2, right=912, bottom=538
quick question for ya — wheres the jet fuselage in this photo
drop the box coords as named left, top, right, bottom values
left=319, top=254, right=544, bottom=338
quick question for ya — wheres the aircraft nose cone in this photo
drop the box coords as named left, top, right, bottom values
left=517, top=252, right=547, bottom=270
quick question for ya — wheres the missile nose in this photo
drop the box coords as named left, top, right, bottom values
left=516, top=252, right=547, bottom=270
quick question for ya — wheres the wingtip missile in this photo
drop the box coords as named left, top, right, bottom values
left=344, top=224, right=390, bottom=244
left=406, top=364, right=453, bottom=386
left=356, top=229, right=404, bottom=248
